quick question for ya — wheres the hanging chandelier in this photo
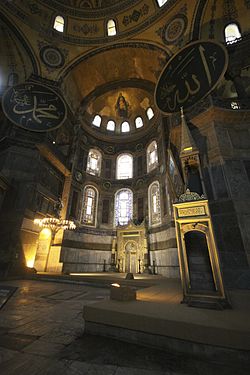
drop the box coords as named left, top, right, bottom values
left=34, top=217, right=76, bottom=232
left=34, top=198, right=76, bottom=236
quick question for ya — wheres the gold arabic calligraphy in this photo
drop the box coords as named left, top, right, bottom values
left=159, top=45, right=217, bottom=111
left=13, top=89, right=60, bottom=124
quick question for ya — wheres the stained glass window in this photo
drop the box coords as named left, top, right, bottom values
left=86, top=149, right=102, bottom=176
left=53, top=16, right=64, bottom=32
left=148, top=181, right=161, bottom=226
left=81, top=186, right=98, bottom=226
left=147, top=141, right=158, bottom=172
left=107, top=19, right=117, bottom=36
left=225, top=23, right=241, bottom=44
left=117, top=154, right=133, bottom=179
left=115, top=189, right=133, bottom=226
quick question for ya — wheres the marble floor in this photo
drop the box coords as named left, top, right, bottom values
left=0, top=279, right=248, bottom=375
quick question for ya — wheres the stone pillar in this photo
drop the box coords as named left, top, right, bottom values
left=47, top=173, right=72, bottom=273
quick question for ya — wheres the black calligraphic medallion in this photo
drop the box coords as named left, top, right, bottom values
left=2, top=82, right=67, bottom=132
left=155, top=40, right=228, bottom=114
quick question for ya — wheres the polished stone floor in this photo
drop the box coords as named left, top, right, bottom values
left=0, top=279, right=248, bottom=375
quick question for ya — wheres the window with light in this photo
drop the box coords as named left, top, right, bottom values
left=81, top=186, right=98, bottom=226
left=117, top=154, right=133, bottom=179
left=135, top=116, right=143, bottom=129
left=156, top=0, right=168, bottom=7
left=225, top=23, right=241, bottom=44
left=146, top=107, right=154, bottom=120
left=121, top=121, right=130, bottom=133
left=115, top=189, right=133, bottom=226
left=107, top=120, right=115, bottom=131
left=107, top=19, right=117, bottom=36
left=148, top=181, right=161, bottom=226
left=53, top=16, right=64, bottom=32
left=92, top=114, right=102, bottom=127
left=147, top=141, right=158, bottom=172
left=86, top=149, right=102, bottom=176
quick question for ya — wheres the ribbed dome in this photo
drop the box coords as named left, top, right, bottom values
left=57, top=0, right=132, bottom=9
left=39, top=0, right=138, bottom=14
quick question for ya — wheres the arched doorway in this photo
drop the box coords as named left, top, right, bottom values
left=125, top=241, right=137, bottom=273
left=184, top=230, right=216, bottom=292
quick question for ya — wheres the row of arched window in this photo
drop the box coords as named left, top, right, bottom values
left=53, top=15, right=242, bottom=45
left=92, top=107, right=154, bottom=132
left=86, top=141, right=158, bottom=178
left=53, top=2, right=167, bottom=35
left=81, top=182, right=161, bottom=227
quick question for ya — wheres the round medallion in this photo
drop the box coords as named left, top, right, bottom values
left=75, top=171, right=83, bottom=182
left=135, top=143, right=143, bottom=152
left=40, top=46, right=65, bottom=69
left=2, top=82, right=67, bottom=132
left=105, top=146, right=115, bottom=154
left=103, top=181, right=111, bottom=190
left=135, top=179, right=144, bottom=189
left=162, top=15, right=187, bottom=45
left=155, top=40, right=228, bottom=114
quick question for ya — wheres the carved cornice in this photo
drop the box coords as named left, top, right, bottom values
left=178, top=189, right=206, bottom=202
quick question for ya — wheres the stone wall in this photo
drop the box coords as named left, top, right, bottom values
left=191, top=108, right=250, bottom=288
left=149, top=224, right=179, bottom=278
left=61, top=229, right=113, bottom=273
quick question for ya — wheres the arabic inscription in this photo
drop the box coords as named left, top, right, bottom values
left=155, top=40, right=228, bottom=114
left=3, top=82, right=67, bottom=132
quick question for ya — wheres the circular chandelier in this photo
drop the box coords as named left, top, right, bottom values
left=34, top=217, right=76, bottom=232
left=34, top=198, right=76, bottom=237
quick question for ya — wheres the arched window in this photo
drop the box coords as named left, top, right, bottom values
left=107, top=19, right=117, bottom=36
left=135, top=116, right=143, bottom=129
left=156, top=0, right=168, bottom=8
left=107, top=120, right=115, bottom=131
left=148, top=181, right=161, bottom=226
left=117, top=154, right=133, bottom=179
left=53, top=15, right=64, bottom=33
left=225, top=23, right=241, bottom=44
left=86, top=149, right=102, bottom=176
left=92, top=114, right=102, bottom=127
left=81, top=186, right=98, bottom=226
left=115, top=189, right=133, bottom=226
left=121, top=121, right=130, bottom=133
left=146, top=107, right=154, bottom=120
left=147, top=141, right=158, bottom=172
